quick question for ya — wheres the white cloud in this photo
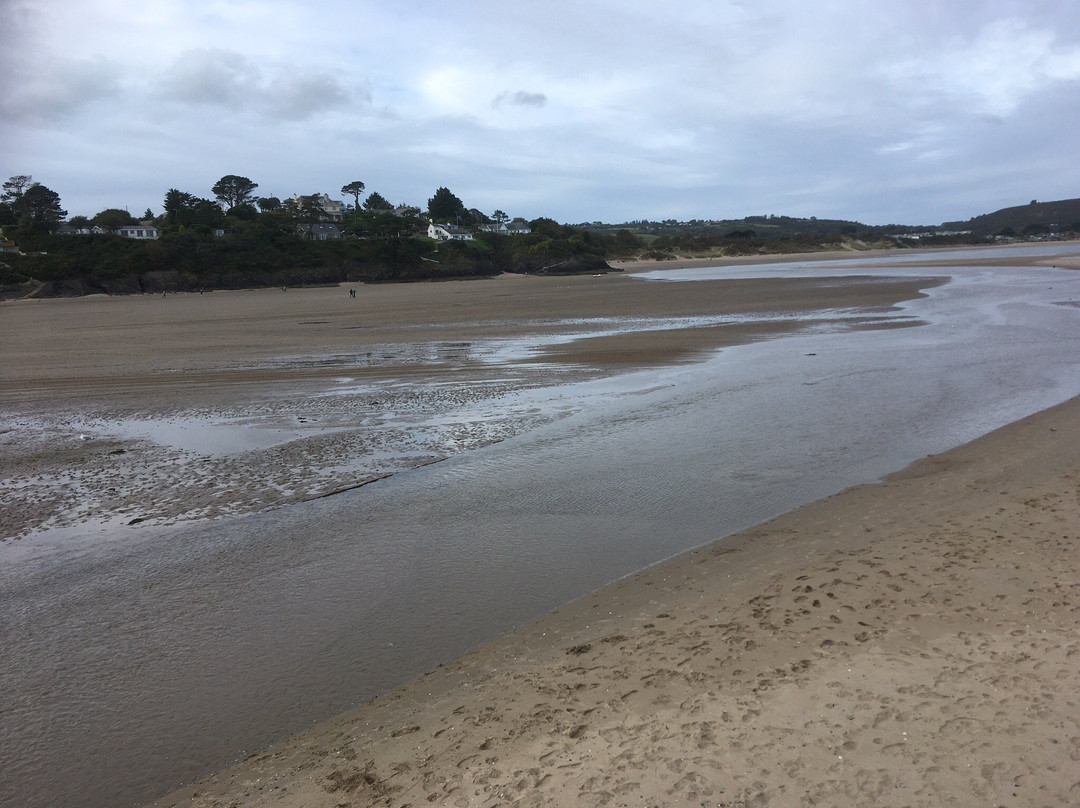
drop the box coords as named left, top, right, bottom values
left=883, top=18, right=1080, bottom=117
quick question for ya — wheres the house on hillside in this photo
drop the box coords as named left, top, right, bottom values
left=116, top=224, right=159, bottom=240
left=56, top=224, right=108, bottom=235
left=316, top=194, right=345, bottom=220
left=298, top=223, right=344, bottom=240
left=428, top=223, right=474, bottom=241
left=479, top=218, right=532, bottom=235
left=291, top=193, right=345, bottom=221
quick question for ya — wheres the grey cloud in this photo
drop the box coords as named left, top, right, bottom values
left=262, top=71, right=364, bottom=121
left=492, top=90, right=547, bottom=109
left=0, top=57, right=123, bottom=123
left=161, top=49, right=259, bottom=106
left=160, top=49, right=361, bottom=120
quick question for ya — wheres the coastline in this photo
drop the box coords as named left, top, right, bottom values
left=610, top=239, right=1080, bottom=273
left=151, top=393, right=1080, bottom=807
left=5, top=241, right=1080, bottom=807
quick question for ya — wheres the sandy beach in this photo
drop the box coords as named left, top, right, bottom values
left=4, top=245, right=1080, bottom=807
left=148, top=393, right=1080, bottom=808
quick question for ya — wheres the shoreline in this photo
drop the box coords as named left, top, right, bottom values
left=151, top=393, right=1080, bottom=807
left=5, top=240, right=1080, bottom=807
left=610, top=240, right=1080, bottom=273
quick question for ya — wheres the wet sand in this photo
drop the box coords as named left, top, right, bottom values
left=5, top=247, right=1079, bottom=806
left=148, top=392, right=1080, bottom=808
left=1, top=268, right=933, bottom=541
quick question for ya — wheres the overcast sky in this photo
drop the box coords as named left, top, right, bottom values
left=3, top=0, right=1079, bottom=225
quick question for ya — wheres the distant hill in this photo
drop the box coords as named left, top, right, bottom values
left=942, top=197, right=1080, bottom=237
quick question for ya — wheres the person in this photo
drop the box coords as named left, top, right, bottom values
left=349, top=288, right=356, bottom=298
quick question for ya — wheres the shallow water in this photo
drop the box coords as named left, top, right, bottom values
left=3, top=248, right=1080, bottom=808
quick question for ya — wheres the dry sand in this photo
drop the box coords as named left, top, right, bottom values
left=5, top=247, right=1079, bottom=806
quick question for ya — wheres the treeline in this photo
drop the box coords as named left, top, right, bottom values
left=8, top=171, right=1069, bottom=299
left=0, top=212, right=989, bottom=299
left=0, top=175, right=640, bottom=296
left=579, top=213, right=994, bottom=259
left=0, top=217, right=626, bottom=297
left=616, top=228, right=983, bottom=261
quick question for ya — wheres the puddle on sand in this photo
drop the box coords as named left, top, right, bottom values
left=98, top=416, right=321, bottom=456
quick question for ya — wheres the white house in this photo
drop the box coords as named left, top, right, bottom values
left=479, top=218, right=532, bottom=235
left=427, top=223, right=474, bottom=241
left=116, top=225, right=159, bottom=240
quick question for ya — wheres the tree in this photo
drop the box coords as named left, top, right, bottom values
left=427, top=186, right=466, bottom=223
left=366, top=209, right=425, bottom=277
left=22, top=184, right=66, bottom=229
left=212, top=175, right=259, bottom=210
left=282, top=194, right=324, bottom=225
left=92, top=208, right=137, bottom=229
left=362, top=191, right=394, bottom=211
left=2, top=174, right=37, bottom=220
left=190, top=198, right=226, bottom=229
left=529, top=217, right=563, bottom=239
left=257, top=196, right=282, bottom=212
left=341, top=180, right=366, bottom=214
left=226, top=203, right=258, bottom=221
left=163, top=189, right=224, bottom=229
left=297, top=194, right=325, bottom=222
left=142, top=208, right=154, bottom=220
left=164, top=189, right=197, bottom=226
left=614, top=228, right=641, bottom=252
left=485, top=210, right=511, bottom=269
left=2, top=174, right=35, bottom=206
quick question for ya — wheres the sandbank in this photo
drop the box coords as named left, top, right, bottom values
left=1, top=266, right=934, bottom=541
